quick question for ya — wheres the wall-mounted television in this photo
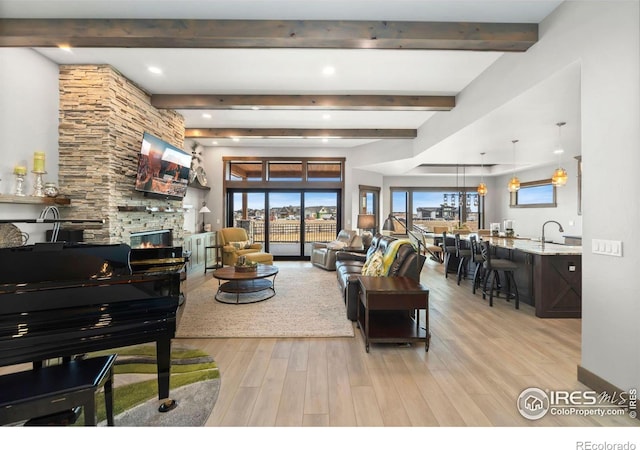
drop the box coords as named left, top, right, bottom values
left=134, top=132, right=192, bottom=200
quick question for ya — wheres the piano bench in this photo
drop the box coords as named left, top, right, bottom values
left=0, top=354, right=117, bottom=427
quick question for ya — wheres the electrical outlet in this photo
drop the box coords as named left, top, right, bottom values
left=592, top=239, right=623, bottom=257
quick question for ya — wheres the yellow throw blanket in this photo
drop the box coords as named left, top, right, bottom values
left=382, top=238, right=413, bottom=275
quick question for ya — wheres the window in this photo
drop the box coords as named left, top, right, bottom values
left=224, top=158, right=344, bottom=186
left=359, top=185, right=380, bottom=232
left=308, top=162, right=342, bottom=182
left=228, top=161, right=263, bottom=181
left=390, top=187, right=482, bottom=232
left=510, top=179, right=557, bottom=208
left=268, top=162, right=303, bottom=181
left=390, top=191, right=408, bottom=233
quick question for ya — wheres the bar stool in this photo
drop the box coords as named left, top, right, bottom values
left=441, top=232, right=457, bottom=278
left=480, top=240, right=519, bottom=309
left=454, top=233, right=472, bottom=285
left=469, top=235, right=485, bottom=294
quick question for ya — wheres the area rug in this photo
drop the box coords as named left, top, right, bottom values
left=87, top=344, right=220, bottom=427
left=177, top=262, right=355, bottom=338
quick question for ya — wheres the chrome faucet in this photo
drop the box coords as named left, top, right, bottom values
left=541, top=220, right=564, bottom=243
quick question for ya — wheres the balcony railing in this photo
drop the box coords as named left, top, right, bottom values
left=236, top=219, right=337, bottom=243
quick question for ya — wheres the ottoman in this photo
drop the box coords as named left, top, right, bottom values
left=244, top=252, right=274, bottom=265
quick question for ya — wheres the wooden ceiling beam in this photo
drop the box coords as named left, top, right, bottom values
left=185, top=128, right=417, bottom=139
left=152, top=94, right=454, bottom=111
left=0, top=19, right=537, bottom=51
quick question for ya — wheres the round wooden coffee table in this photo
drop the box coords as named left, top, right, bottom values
left=212, top=264, right=279, bottom=304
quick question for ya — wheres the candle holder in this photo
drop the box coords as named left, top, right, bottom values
left=14, top=173, right=26, bottom=196
left=31, top=170, right=46, bottom=197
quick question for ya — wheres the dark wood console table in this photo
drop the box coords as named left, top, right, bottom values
left=357, top=276, right=430, bottom=352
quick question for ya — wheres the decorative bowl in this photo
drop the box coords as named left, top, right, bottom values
left=234, top=264, right=258, bottom=272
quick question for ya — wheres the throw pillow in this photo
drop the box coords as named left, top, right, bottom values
left=361, top=250, right=385, bottom=276
left=230, top=240, right=251, bottom=250
left=326, top=240, right=347, bottom=251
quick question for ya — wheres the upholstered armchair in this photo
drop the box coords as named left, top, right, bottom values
left=310, top=229, right=363, bottom=271
left=219, top=227, right=263, bottom=266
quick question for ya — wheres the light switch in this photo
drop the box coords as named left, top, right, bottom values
left=592, top=239, right=623, bottom=257
left=610, top=240, right=623, bottom=257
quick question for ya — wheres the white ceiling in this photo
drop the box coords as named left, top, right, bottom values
left=1, top=0, right=573, bottom=175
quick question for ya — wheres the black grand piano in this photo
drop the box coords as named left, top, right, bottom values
left=0, top=242, right=184, bottom=406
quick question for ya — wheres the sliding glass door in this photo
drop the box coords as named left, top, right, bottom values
left=303, top=191, right=339, bottom=256
left=268, top=192, right=301, bottom=257
left=227, top=189, right=340, bottom=258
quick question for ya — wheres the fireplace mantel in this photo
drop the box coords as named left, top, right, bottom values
left=0, top=194, right=70, bottom=206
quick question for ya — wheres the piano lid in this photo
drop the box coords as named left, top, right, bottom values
left=0, top=242, right=132, bottom=285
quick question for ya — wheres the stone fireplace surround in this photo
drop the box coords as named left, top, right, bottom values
left=57, top=65, right=187, bottom=248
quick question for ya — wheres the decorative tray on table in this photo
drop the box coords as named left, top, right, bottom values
left=234, top=263, right=258, bottom=272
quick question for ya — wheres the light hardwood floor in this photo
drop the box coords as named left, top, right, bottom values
left=178, top=259, right=638, bottom=428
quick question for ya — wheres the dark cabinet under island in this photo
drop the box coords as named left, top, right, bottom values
left=488, top=238, right=582, bottom=318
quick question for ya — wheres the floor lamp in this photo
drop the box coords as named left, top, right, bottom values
left=382, top=214, right=424, bottom=276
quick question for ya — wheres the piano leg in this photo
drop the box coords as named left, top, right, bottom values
left=156, top=338, right=177, bottom=413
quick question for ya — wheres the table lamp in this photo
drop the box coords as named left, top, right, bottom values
left=357, top=214, right=375, bottom=234
left=199, top=202, right=211, bottom=232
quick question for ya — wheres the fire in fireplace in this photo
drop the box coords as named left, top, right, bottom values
left=130, top=229, right=173, bottom=249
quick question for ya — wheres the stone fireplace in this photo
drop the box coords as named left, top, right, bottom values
left=57, top=64, right=186, bottom=247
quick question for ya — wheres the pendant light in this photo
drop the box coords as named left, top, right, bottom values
left=551, top=121, right=568, bottom=187
left=507, top=139, right=520, bottom=193
left=452, top=164, right=458, bottom=207
left=477, top=152, right=487, bottom=196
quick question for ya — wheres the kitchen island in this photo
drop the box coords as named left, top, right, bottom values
left=485, top=237, right=582, bottom=318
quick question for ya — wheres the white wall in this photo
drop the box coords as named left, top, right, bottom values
left=0, top=49, right=60, bottom=243
left=578, top=2, right=639, bottom=391
left=351, top=168, right=384, bottom=230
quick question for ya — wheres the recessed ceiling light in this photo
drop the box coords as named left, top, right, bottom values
left=202, top=113, right=212, bottom=119
left=251, top=106, right=260, bottom=110
left=322, top=66, right=336, bottom=76
left=232, top=137, right=240, bottom=142
left=147, top=66, right=163, bottom=75
left=322, top=113, right=331, bottom=120
left=553, top=149, right=564, bottom=154
left=211, top=141, right=218, bottom=145
left=322, top=138, right=329, bottom=143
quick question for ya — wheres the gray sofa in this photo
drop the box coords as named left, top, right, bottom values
left=310, top=229, right=363, bottom=271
